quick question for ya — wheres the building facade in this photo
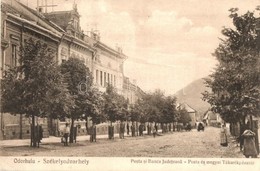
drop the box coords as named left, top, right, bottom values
left=0, top=0, right=142, bottom=140
left=1, top=0, right=63, bottom=140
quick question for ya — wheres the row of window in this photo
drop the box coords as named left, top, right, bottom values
left=8, top=44, right=118, bottom=89
left=95, top=69, right=116, bottom=87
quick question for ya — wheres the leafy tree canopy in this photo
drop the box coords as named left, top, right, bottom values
left=102, top=84, right=129, bottom=123
left=60, top=57, right=93, bottom=119
left=203, top=9, right=260, bottom=124
left=1, top=38, right=74, bottom=118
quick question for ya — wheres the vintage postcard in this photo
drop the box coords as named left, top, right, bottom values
left=0, top=0, right=260, bottom=170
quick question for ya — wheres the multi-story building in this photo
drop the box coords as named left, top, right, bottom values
left=44, top=4, right=127, bottom=93
left=1, top=0, right=63, bottom=140
left=43, top=4, right=129, bottom=136
left=122, top=77, right=145, bottom=105
left=0, top=0, right=143, bottom=140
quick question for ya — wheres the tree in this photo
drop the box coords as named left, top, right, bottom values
left=144, top=90, right=164, bottom=123
left=131, top=90, right=178, bottom=127
left=102, top=84, right=128, bottom=124
left=60, top=57, right=93, bottom=143
left=84, top=87, right=106, bottom=125
left=102, top=84, right=128, bottom=139
left=203, top=9, right=260, bottom=131
left=161, top=96, right=177, bottom=124
left=1, top=38, right=74, bottom=147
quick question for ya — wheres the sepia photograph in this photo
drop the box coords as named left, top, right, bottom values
left=0, top=0, right=260, bottom=170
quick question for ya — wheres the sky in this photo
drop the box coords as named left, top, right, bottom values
left=21, top=0, right=260, bottom=95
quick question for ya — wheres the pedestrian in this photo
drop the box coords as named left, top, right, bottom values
left=220, top=123, right=228, bottom=147
left=242, top=129, right=258, bottom=158
left=155, top=124, right=158, bottom=133
left=39, top=124, right=43, bottom=143
left=73, top=125, right=77, bottom=143
left=152, top=125, right=156, bottom=138
left=239, top=123, right=247, bottom=151
left=63, top=122, right=70, bottom=146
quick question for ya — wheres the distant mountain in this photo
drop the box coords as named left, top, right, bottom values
left=174, top=78, right=211, bottom=119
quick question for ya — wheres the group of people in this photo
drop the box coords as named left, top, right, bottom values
left=62, top=122, right=97, bottom=146
left=128, top=123, right=158, bottom=137
left=220, top=123, right=258, bottom=158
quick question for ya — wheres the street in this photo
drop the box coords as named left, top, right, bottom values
left=0, top=127, right=244, bottom=158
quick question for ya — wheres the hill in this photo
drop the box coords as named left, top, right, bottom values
left=174, top=78, right=211, bottom=119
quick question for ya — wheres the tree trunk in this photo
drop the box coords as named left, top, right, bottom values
left=69, top=118, right=75, bottom=143
left=108, top=121, right=114, bottom=139
left=19, top=114, right=22, bottom=139
left=85, top=117, right=88, bottom=135
left=31, top=115, right=37, bottom=147
left=136, top=121, right=138, bottom=136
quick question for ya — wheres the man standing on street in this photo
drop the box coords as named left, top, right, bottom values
left=63, top=123, right=70, bottom=146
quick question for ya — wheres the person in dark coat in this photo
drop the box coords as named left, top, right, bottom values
left=139, top=124, right=144, bottom=136
left=38, top=124, right=43, bottom=143
left=242, top=129, right=258, bottom=158
left=155, top=124, right=158, bottom=133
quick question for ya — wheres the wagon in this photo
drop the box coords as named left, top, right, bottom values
left=197, top=122, right=204, bottom=131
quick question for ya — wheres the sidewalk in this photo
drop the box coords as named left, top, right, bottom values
left=0, top=133, right=129, bottom=147
left=0, top=130, right=165, bottom=147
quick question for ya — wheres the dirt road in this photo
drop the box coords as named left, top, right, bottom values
left=1, top=127, right=244, bottom=158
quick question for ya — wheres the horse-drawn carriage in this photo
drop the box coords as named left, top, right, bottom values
left=197, top=122, right=205, bottom=131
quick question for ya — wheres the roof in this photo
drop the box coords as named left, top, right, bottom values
left=44, top=11, right=76, bottom=31
left=178, top=103, right=196, bottom=113
left=95, top=41, right=127, bottom=59
left=1, top=0, right=64, bottom=34
left=203, top=110, right=217, bottom=120
left=1, top=1, right=19, bottom=14
left=17, top=1, right=65, bottom=32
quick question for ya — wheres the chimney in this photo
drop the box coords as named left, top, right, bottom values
left=38, top=7, right=43, bottom=14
